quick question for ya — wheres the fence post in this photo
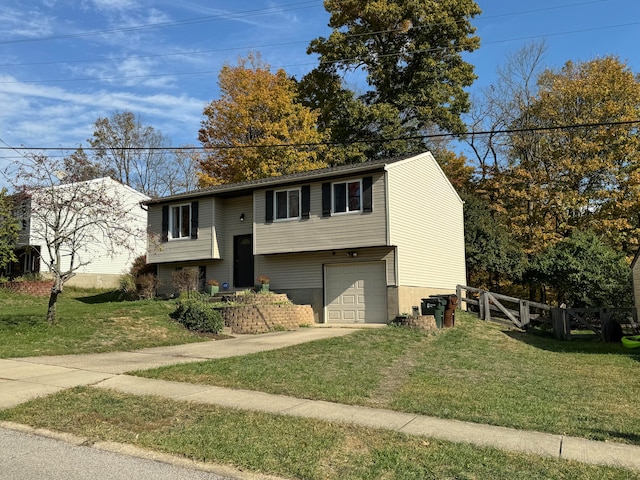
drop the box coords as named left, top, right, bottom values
left=478, top=290, right=485, bottom=320
left=552, top=307, right=571, bottom=340
left=482, top=291, right=491, bottom=321
left=519, top=300, right=530, bottom=327
left=456, top=285, right=464, bottom=311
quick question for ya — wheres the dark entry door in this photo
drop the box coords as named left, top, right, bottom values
left=234, top=234, right=254, bottom=288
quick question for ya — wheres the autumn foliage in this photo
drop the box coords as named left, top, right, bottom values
left=198, top=54, right=328, bottom=186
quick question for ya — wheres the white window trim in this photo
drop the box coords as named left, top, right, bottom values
left=332, top=179, right=363, bottom=215
left=169, top=203, right=191, bottom=240
left=274, top=187, right=301, bottom=221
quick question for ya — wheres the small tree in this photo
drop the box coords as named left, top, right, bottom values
left=9, top=154, right=144, bottom=323
left=0, top=188, right=19, bottom=270
left=529, top=230, right=632, bottom=308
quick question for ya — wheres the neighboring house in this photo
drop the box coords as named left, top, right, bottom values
left=8, top=177, right=149, bottom=289
left=146, top=152, right=466, bottom=324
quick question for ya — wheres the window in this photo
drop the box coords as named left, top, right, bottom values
left=333, top=180, right=361, bottom=214
left=275, top=188, right=300, bottom=220
left=170, top=204, right=191, bottom=239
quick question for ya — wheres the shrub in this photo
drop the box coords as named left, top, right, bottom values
left=172, top=294, right=224, bottom=334
left=119, top=256, right=158, bottom=300
left=136, top=273, right=158, bottom=299
left=118, top=273, right=137, bottom=299
left=172, top=268, right=199, bottom=296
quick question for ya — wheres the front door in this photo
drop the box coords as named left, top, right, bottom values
left=234, top=234, right=254, bottom=288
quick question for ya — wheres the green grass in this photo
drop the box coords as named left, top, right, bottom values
left=136, top=313, right=640, bottom=445
left=0, top=387, right=635, bottom=480
left=0, top=288, right=206, bottom=357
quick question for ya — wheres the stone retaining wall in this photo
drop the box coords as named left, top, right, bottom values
left=0, top=281, right=52, bottom=297
left=393, top=315, right=438, bottom=333
left=219, top=303, right=314, bottom=334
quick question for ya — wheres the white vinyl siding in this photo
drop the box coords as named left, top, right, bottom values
left=386, top=152, right=466, bottom=290
left=32, top=178, right=149, bottom=276
left=254, top=173, right=387, bottom=255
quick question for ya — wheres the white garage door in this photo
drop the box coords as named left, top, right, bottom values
left=325, top=262, right=387, bottom=324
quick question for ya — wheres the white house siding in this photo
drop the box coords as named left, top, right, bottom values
left=253, top=173, right=388, bottom=255
left=147, top=197, right=218, bottom=264
left=386, top=152, right=466, bottom=291
left=32, top=179, right=149, bottom=280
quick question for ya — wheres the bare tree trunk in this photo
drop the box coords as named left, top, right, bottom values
left=46, top=289, right=58, bottom=324
left=46, top=276, right=63, bottom=324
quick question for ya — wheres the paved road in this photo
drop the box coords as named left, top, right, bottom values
left=0, top=427, right=238, bottom=480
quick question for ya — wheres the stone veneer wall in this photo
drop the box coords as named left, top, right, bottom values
left=1, top=281, right=52, bottom=297
left=393, top=314, right=438, bottom=333
left=217, top=293, right=314, bottom=334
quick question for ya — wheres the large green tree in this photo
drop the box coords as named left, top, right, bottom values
left=0, top=188, right=19, bottom=270
left=529, top=230, right=632, bottom=308
left=302, top=0, right=481, bottom=161
left=198, top=54, right=328, bottom=185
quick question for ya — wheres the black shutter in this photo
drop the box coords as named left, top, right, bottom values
left=321, top=183, right=331, bottom=217
left=301, top=185, right=310, bottom=219
left=191, top=201, right=199, bottom=239
left=265, top=190, right=274, bottom=223
left=161, top=205, right=169, bottom=242
left=363, top=176, right=373, bottom=213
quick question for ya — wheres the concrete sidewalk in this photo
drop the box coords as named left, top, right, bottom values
left=2, top=327, right=640, bottom=473
left=0, top=328, right=356, bottom=409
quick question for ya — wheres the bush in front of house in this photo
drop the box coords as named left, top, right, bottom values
left=171, top=294, right=224, bottom=334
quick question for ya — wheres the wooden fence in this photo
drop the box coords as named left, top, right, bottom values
left=456, top=285, right=638, bottom=341
left=456, top=285, right=551, bottom=329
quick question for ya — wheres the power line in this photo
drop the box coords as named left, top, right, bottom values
left=0, top=119, right=637, bottom=156
left=0, top=1, right=323, bottom=46
left=0, top=0, right=608, bottom=69
left=2, top=16, right=637, bottom=86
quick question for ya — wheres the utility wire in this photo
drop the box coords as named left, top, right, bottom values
left=0, top=1, right=323, bottom=46
left=0, top=119, right=637, bottom=156
left=2, top=18, right=637, bottom=86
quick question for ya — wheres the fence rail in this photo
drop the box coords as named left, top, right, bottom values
left=456, top=285, right=638, bottom=341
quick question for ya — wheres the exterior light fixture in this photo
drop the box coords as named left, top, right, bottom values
left=240, top=213, right=245, bottom=222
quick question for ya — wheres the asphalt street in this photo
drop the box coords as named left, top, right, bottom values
left=0, top=427, right=238, bottom=480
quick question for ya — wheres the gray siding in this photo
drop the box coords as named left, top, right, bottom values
left=386, top=152, right=466, bottom=290
left=254, top=173, right=388, bottom=255
left=147, top=197, right=220, bottom=264
left=254, top=247, right=396, bottom=290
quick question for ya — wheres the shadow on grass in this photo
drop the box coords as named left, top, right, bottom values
left=591, top=429, right=640, bottom=444
left=75, top=290, right=126, bottom=304
left=503, top=329, right=640, bottom=361
left=0, top=313, right=47, bottom=327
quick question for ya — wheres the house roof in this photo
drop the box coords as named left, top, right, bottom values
left=144, top=152, right=423, bottom=205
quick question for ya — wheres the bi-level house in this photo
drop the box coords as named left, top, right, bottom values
left=146, top=152, right=466, bottom=324
left=8, top=177, right=149, bottom=289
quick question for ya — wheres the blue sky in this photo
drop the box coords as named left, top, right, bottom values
left=0, top=0, right=639, bottom=177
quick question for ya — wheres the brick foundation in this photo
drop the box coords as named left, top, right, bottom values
left=1, top=281, right=53, bottom=297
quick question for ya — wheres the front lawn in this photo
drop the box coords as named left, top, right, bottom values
left=136, top=312, right=640, bottom=445
left=0, top=387, right=633, bottom=480
left=0, top=288, right=205, bottom=357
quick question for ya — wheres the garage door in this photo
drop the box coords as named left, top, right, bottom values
left=325, top=262, right=387, bottom=324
